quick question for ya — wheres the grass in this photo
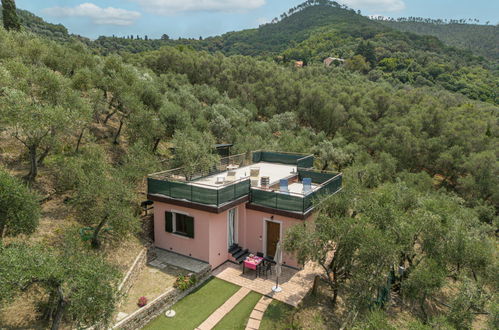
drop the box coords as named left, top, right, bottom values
left=259, top=300, right=295, bottom=330
left=213, top=291, right=262, bottom=330
left=143, top=277, right=240, bottom=330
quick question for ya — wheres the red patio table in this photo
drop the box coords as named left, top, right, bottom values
left=243, top=255, right=264, bottom=277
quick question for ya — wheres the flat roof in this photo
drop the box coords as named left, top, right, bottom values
left=191, top=162, right=320, bottom=195
left=192, top=162, right=295, bottom=188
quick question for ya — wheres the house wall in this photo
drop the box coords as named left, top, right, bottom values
left=244, top=208, right=314, bottom=268
left=153, top=201, right=313, bottom=269
left=153, top=202, right=214, bottom=264
left=208, top=209, right=230, bottom=268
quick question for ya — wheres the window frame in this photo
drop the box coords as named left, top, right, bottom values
left=167, top=209, right=195, bottom=239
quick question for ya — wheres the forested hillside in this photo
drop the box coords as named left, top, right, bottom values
left=377, top=18, right=499, bottom=60
left=93, top=1, right=498, bottom=106
left=0, top=1, right=498, bottom=329
left=0, top=4, right=71, bottom=42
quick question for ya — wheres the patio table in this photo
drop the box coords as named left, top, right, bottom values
left=243, top=255, right=264, bottom=277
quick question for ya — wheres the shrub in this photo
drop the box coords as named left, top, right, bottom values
left=137, top=296, right=148, bottom=307
left=174, top=274, right=197, bottom=291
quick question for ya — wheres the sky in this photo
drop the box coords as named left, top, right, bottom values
left=14, top=0, right=499, bottom=40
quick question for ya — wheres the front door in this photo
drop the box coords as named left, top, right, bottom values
left=266, top=221, right=280, bottom=258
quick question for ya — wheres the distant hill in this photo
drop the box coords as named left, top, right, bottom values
left=377, top=19, right=499, bottom=60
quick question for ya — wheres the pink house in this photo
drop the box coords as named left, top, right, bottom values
left=147, top=151, right=342, bottom=270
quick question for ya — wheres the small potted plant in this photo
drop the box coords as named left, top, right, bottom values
left=137, top=296, right=148, bottom=308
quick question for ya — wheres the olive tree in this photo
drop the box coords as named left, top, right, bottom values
left=172, top=129, right=220, bottom=180
left=0, top=168, right=40, bottom=242
left=0, top=62, right=90, bottom=182
left=54, top=146, right=139, bottom=248
left=0, top=242, right=120, bottom=329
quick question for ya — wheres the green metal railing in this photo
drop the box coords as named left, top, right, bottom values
left=148, top=178, right=250, bottom=206
left=146, top=151, right=341, bottom=212
left=252, top=151, right=313, bottom=168
left=250, top=172, right=343, bottom=214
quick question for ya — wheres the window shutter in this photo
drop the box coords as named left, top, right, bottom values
left=185, top=216, right=195, bottom=238
left=165, top=212, right=173, bottom=233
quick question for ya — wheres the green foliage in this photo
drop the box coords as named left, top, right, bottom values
left=173, top=274, right=197, bottom=291
left=1, top=0, right=20, bottom=31
left=172, top=129, right=220, bottom=180
left=54, top=147, right=139, bottom=248
left=0, top=168, right=39, bottom=240
left=0, top=241, right=120, bottom=329
left=378, top=19, right=499, bottom=60
left=0, top=60, right=91, bottom=182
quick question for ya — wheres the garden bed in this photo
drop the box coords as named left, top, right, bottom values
left=119, top=264, right=187, bottom=315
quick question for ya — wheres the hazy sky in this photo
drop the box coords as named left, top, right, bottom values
left=15, top=0, right=499, bottom=39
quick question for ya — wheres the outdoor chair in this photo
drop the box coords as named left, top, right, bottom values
left=302, top=178, right=312, bottom=194
left=279, top=179, right=289, bottom=193
left=226, top=170, right=237, bottom=182
left=257, top=252, right=264, bottom=257
left=250, top=167, right=260, bottom=187
left=260, top=257, right=275, bottom=278
left=215, top=176, right=225, bottom=184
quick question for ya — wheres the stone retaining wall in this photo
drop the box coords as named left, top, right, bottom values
left=113, top=265, right=211, bottom=330
left=118, top=248, right=148, bottom=299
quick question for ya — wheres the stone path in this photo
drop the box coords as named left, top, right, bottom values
left=213, top=261, right=319, bottom=307
left=245, top=296, right=272, bottom=330
left=196, top=287, right=251, bottom=330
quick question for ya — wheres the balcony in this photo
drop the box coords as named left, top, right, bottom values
left=147, top=151, right=342, bottom=214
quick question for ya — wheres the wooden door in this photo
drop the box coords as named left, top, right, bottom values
left=266, top=221, right=280, bottom=258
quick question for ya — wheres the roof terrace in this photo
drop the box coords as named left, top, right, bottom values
left=147, top=151, right=342, bottom=217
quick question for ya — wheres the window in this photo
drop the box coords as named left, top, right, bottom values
left=165, top=211, right=194, bottom=238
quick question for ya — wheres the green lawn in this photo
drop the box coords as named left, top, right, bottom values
left=213, top=291, right=262, bottom=330
left=259, top=300, right=295, bottom=330
left=143, top=277, right=240, bottom=330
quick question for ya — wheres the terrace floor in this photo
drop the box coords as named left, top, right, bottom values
left=212, top=261, right=320, bottom=307
left=193, top=162, right=297, bottom=188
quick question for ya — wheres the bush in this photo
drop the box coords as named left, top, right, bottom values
left=137, top=296, right=148, bottom=308
left=174, top=274, right=197, bottom=291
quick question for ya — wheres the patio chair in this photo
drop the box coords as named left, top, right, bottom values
left=279, top=179, right=289, bottom=194
left=215, top=176, right=225, bottom=184
left=256, top=252, right=264, bottom=257
left=250, top=167, right=260, bottom=187
left=260, top=256, right=275, bottom=278
left=302, top=178, right=312, bottom=194
left=226, top=170, right=237, bottom=182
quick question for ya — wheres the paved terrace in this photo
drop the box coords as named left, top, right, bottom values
left=192, top=162, right=320, bottom=194
left=212, top=261, right=321, bottom=307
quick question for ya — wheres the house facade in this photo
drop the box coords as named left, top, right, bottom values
left=147, top=151, right=342, bottom=270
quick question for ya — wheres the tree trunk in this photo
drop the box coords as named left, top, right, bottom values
left=91, top=217, right=108, bottom=249
left=322, top=161, right=329, bottom=172
left=420, top=295, right=428, bottom=324
left=25, top=145, right=38, bottom=183
left=113, top=119, right=124, bottom=145
left=103, top=109, right=117, bottom=125
left=312, top=275, right=320, bottom=296
left=75, top=128, right=85, bottom=153
left=37, top=146, right=51, bottom=167
left=0, top=222, right=5, bottom=244
left=152, top=138, right=161, bottom=153
left=51, top=287, right=66, bottom=330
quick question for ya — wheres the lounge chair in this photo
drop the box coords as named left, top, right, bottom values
left=250, top=167, right=260, bottom=187
left=280, top=179, right=289, bottom=193
left=226, top=170, right=237, bottom=182
left=302, top=178, right=312, bottom=194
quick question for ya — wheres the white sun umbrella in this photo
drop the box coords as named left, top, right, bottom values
left=272, top=241, right=283, bottom=293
